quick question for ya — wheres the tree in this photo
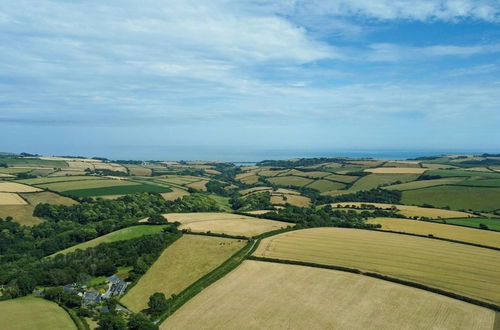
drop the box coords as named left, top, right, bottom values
left=128, top=313, right=158, bottom=330
left=147, top=292, right=169, bottom=316
left=479, top=223, right=489, bottom=230
left=96, top=313, right=127, bottom=330
left=147, top=214, right=167, bottom=225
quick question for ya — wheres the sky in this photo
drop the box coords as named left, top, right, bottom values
left=1, top=0, right=499, bottom=160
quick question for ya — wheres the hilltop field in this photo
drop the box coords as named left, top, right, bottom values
left=1, top=153, right=500, bottom=329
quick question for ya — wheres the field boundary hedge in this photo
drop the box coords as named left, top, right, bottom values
left=248, top=256, right=500, bottom=312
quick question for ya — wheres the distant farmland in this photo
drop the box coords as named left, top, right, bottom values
left=163, top=260, right=495, bottom=330
left=254, top=228, right=500, bottom=305
left=121, top=235, right=246, bottom=312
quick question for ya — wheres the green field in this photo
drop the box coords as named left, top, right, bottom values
left=455, top=179, right=500, bottom=187
left=349, top=173, right=420, bottom=191
left=51, top=225, right=167, bottom=256
left=64, top=183, right=172, bottom=197
left=17, top=175, right=104, bottom=185
left=121, top=234, right=246, bottom=312
left=38, top=178, right=136, bottom=192
left=432, top=218, right=500, bottom=231
left=306, top=179, right=346, bottom=192
left=0, top=157, right=68, bottom=168
left=402, top=186, right=500, bottom=211
left=426, top=169, right=500, bottom=179
left=0, top=296, right=76, bottom=330
left=324, top=173, right=359, bottom=183
left=268, top=175, right=313, bottom=187
left=254, top=228, right=500, bottom=305
left=384, top=177, right=464, bottom=190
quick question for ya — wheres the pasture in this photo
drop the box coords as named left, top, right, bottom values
left=17, top=175, right=104, bottom=185
left=21, top=191, right=77, bottom=206
left=163, top=212, right=292, bottom=236
left=367, top=217, right=500, bottom=248
left=433, top=218, right=500, bottom=231
left=51, top=225, right=167, bottom=256
left=456, top=179, right=500, bottom=187
left=349, top=173, right=420, bottom=191
left=0, top=296, right=76, bottom=330
left=163, top=260, right=495, bottom=330
left=37, top=178, right=136, bottom=192
left=331, top=202, right=474, bottom=219
left=271, top=194, right=311, bottom=207
left=254, top=228, right=500, bottom=305
left=324, top=173, right=359, bottom=183
left=0, top=182, right=41, bottom=192
left=268, top=175, right=313, bottom=187
left=401, top=186, right=500, bottom=211
left=306, top=179, right=346, bottom=192
left=0, top=193, right=27, bottom=205
left=384, top=177, right=463, bottom=190
left=64, top=183, right=172, bottom=197
left=365, top=167, right=426, bottom=174
left=425, top=169, right=500, bottom=179
left=121, top=235, right=246, bottom=312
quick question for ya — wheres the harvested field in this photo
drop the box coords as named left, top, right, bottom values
left=349, top=174, right=420, bottom=191
left=51, top=225, right=167, bottom=256
left=240, top=174, right=259, bottom=184
left=254, top=228, right=500, bottom=305
left=422, top=163, right=457, bottom=169
left=365, top=167, right=426, bottom=174
left=161, top=187, right=189, bottom=201
left=163, top=260, right=495, bottom=330
left=268, top=175, right=313, bottom=187
left=18, top=175, right=105, bottom=185
left=38, top=178, right=137, bottom=192
left=48, top=170, right=87, bottom=176
left=258, top=169, right=289, bottom=177
left=331, top=202, right=475, bottom=219
left=367, top=217, right=500, bottom=248
left=287, top=170, right=331, bottom=178
left=0, top=193, right=27, bottom=205
left=0, top=205, right=41, bottom=225
left=244, top=210, right=274, bottom=215
left=121, top=235, right=246, bottom=312
left=401, top=186, right=500, bottom=211
left=0, top=182, right=41, bottom=192
left=163, top=212, right=292, bottom=236
left=0, top=296, right=76, bottom=330
left=271, top=194, right=310, bottom=207
left=125, top=165, right=152, bottom=176
left=306, top=179, right=346, bottom=192
left=21, top=191, right=77, bottom=206
left=240, top=186, right=271, bottom=195
left=384, top=177, right=463, bottom=190
left=160, top=175, right=201, bottom=185
left=185, top=180, right=208, bottom=191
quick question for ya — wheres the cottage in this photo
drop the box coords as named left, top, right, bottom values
left=82, top=291, right=101, bottom=305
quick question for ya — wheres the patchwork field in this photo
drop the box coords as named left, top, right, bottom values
left=401, top=186, right=500, bottom=211
left=365, top=167, right=426, bottom=174
left=121, top=234, right=246, bottom=312
left=268, top=175, right=313, bottom=187
left=384, top=177, right=464, bottom=190
left=0, top=296, right=76, bottom=330
left=163, top=212, right=292, bottom=236
left=367, top=217, right=500, bottom=248
left=349, top=173, right=420, bottom=191
left=0, top=192, right=27, bottom=205
left=254, top=228, right=500, bottom=305
left=331, top=202, right=475, bottom=219
left=163, top=260, right=495, bottom=330
left=51, top=225, right=168, bottom=256
left=0, top=182, right=41, bottom=192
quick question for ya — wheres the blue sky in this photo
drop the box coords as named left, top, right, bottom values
left=1, top=0, right=499, bottom=159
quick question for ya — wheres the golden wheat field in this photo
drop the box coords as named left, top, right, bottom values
left=0, top=192, right=27, bottom=205
left=367, top=217, right=500, bottom=248
left=163, top=212, right=292, bottom=236
left=162, top=260, right=495, bottom=330
left=331, top=202, right=474, bottom=218
left=254, top=228, right=500, bottom=305
left=0, top=182, right=41, bottom=192
left=121, top=235, right=246, bottom=312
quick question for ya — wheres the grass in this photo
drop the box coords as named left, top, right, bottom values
left=323, top=173, right=359, bottom=183
left=0, top=296, right=76, bottom=330
left=268, top=175, right=313, bottom=187
left=306, top=179, right=346, bottom=192
left=384, top=177, right=464, bottom=190
left=254, top=227, right=500, bottom=305
left=456, top=179, right=500, bottom=187
left=51, top=225, right=167, bottom=256
left=426, top=169, right=500, bottom=179
left=365, top=167, right=426, bottom=174
left=163, top=260, right=495, bottom=330
left=432, top=218, right=500, bottom=231
left=401, top=186, right=500, bottom=211
left=207, top=194, right=232, bottom=211
left=367, top=217, right=500, bottom=248
left=121, top=234, right=246, bottom=312
left=21, top=191, right=78, bottom=206
left=163, top=212, right=292, bottom=237
left=271, top=194, right=311, bottom=207
left=349, top=173, right=420, bottom=191
left=38, top=178, right=137, bottom=192
left=331, top=202, right=475, bottom=219
left=0, top=157, right=68, bottom=168
left=64, top=183, right=172, bottom=197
